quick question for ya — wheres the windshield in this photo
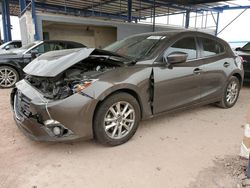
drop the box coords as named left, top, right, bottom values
left=0, top=42, right=9, bottom=49
left=104, top=35, right=167, bottom=60
left=241, top=42, right=250, bottom=51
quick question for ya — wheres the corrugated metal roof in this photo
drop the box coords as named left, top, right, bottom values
left=7, top=0, right=250, bottom=20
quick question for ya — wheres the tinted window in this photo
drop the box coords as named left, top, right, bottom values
left=4, top=41, right=22, bottom=49
left=34, top=42, right=64, bottom=53
left=8, top=42, right=22, bottom=49
left=200, top=38, right=224, bottom=57
left=164, top=37, right=197, bottom=60
left=66, top=43, right=84, bottom=49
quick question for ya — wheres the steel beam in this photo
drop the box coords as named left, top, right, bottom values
left=214, top=5, right=250, bottom=11
left=19, top=0, right=26, bottom=12
left=31, top=0, right=40, bottom=40
left=139, top=0, right=222, bottom=13
left=32, top=1, right=141, bottom=21
left=127, top=0, right=132, bottom=22
left=152, top=0, right=155, bottom=31
left=215, top=12, right=220, bottom=36
left=185, top=10, right=190, bottom=28
left=1, top=0, right=12, bottom=42
left=217, top=9, right=247, bottom=35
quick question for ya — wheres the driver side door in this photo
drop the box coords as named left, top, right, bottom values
left=153, top=37, right=202, bottom=114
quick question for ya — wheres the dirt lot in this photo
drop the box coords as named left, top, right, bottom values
left=1, top=87, right=250, bottom=188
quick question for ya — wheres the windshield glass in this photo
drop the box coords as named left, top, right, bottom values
left=0, top=42, right=9, bottom=49
left=241, top=42, right=250, bottom=51
left=104, top=35, right=167, bottom=60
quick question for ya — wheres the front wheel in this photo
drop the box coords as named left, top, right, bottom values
left=217, top=76, right=240, bottom=108
left=93, top=92, right=141, bottom=146
left=0, top=66, right=19, bottom=88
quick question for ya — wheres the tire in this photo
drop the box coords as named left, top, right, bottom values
left=0, top=66, right=19, bottom=88
left=217, top=76, right=240, bottom=108
left=93, top=92, right=141, bottom=146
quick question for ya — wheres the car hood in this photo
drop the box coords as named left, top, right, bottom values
left=24, top=48, right=128, bottom=77
left=24, top=48, right=95, bottom=77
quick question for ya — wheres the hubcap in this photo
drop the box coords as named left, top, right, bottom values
left=226, top=80, right=239, bottom=105
left=104, top=101, right=135, bottom=139
left=0, top=67, right=17, bottom=87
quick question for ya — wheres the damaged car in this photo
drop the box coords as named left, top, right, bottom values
left=11, top=31, right=244, bottom=146
left=0, top=40, right=85, bottom=88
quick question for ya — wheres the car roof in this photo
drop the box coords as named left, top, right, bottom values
left=42, top=40, right=83, bottom=44
left=129, top=30, right=215, bottom=38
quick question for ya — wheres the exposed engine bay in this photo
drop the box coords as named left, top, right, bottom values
left=25, top=55, right=124, bottom=99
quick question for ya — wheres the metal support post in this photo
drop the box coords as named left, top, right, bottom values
left=185, top=10, right=190, bottom=29
left=31, top=0, right=40, bottom=40
left=1, top=0, right=12, bottom=42
left=127, top=0, right=132, bottom=22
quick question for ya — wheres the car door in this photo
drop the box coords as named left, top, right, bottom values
left=197, top=37, right=228, bottom=101
left=153, top=37, right=202, bottom=114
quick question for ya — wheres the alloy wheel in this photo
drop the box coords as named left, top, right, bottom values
left=0, top=67, right=17, bottom=88
left=104, top=101, right=135, bottom=139
left=226, top=80, right=239, bottom=105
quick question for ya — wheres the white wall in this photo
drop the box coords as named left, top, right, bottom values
left=43, top=22, right=117, bottom=48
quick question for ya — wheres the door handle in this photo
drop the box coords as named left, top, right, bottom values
left=193, top=68, right=202, bottom=74
left=224, top=62, right=230, bottom=68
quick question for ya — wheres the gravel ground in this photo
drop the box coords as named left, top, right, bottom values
left=1, top=86, right=250, bottom=188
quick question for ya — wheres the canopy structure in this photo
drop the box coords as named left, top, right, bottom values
left=1, top=0, right=250, bottom=42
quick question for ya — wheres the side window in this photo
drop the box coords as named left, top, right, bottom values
left=34, top=43, right=51, bottom=53
left=13, top=42, right=22, bottom=48
left=33, top=42, right=64, bottom=53
left=53, top=43, right=65, bottom=50
left=164, top=37, right=197, bottom=61
left=200, top=38, right=225, bottom=57
left=66, top=43, right=82, bottom=49
left=7, top=42, right=22, bottom=49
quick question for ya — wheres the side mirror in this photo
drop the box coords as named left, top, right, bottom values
left=235, top=47, right=241, bottom=51
left=164, top=52, right=188, bottom=64
left=5, top=45, right=10, bottom=50
left=30, top=49, right=38, bottom=59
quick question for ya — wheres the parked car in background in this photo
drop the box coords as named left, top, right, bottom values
left=235, top=42, right=250, bottom=82
left=11, top=31, right=243, bottom=146
left=0, top=40, right=85, bottom=88
left=0, top=40, right=22, bottom=52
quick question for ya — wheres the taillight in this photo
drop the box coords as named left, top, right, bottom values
left=235, top=56, right=243, bottom=69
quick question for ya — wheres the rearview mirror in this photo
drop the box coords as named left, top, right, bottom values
left=164, top=52, right=188, bottom=64
left=30, top=49, right=39, bottom=59
left=235, top=47, right=242, bottom=51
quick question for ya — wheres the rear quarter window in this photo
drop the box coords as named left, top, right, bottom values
left=200, top=37, right=225, bottom=57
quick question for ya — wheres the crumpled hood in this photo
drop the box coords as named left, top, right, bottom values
left=24, top=48, right=95, bottom=77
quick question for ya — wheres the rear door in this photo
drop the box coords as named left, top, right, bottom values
left=197, top=37, right=228, bottom=101
left=153, top=37, right=202, bottom=114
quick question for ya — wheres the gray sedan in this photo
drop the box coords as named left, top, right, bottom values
left=11, top=31, right=244, bottom=146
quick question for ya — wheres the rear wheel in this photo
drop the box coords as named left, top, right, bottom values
left=93, top=92, right=141, bottom=146
left=0, top=66, right=19, bottom=88
left=217, top=76, right=240, bottom=108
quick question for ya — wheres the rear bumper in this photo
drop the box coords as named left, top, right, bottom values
left=11, top=80, right=98, bottom=142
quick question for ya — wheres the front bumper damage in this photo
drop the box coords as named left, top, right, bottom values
left=10, top=80, right=98, bottom=141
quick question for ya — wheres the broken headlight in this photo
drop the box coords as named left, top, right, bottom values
left=72, top=79, right=98, bottom=94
